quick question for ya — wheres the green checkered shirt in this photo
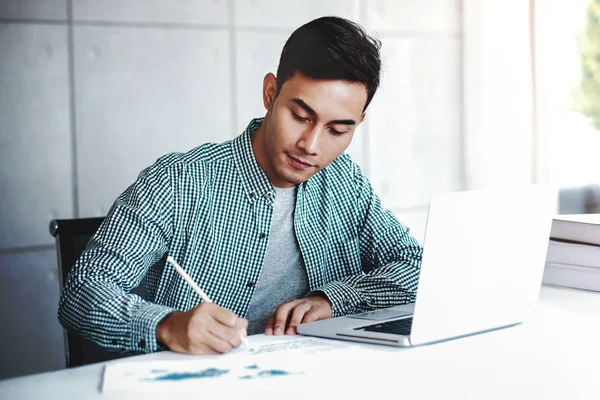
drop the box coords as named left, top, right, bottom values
left=58, top=118, right=423, bottom=354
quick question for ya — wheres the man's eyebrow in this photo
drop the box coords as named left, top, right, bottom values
left=329, top=118, right=356, bottom=126
left=291, top=98, right=356, bottom=125
left=291, top=98, right=317, bottom=117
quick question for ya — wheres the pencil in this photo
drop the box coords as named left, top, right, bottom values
left=166, top=256, right=253, bottom=351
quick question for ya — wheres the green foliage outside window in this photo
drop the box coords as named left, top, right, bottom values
left=574, top=0, right=600, bottom=130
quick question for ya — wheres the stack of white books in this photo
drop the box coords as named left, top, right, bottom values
left=542, top=214, right=600, bottom=292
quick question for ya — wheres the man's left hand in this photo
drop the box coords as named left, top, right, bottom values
left=265, top=296, right=333, bottom=335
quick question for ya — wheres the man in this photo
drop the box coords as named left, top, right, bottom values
left=58, top=16, right=423, bottom=356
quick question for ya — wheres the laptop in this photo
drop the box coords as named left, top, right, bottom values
left=298, top=185, right=557, bottom=347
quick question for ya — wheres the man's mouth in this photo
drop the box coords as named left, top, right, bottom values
left=287, top=154, right=314, bottom=170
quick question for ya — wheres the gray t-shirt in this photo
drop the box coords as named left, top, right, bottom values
left=245, top=186, right=309, bottom=335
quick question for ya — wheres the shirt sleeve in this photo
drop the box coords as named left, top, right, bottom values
left=310, top=164, right=423, bottom=317
left=57, top=158, right=178, bottom=354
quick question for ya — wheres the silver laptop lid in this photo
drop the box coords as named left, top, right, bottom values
left=410, top=185, right=556, bottom=346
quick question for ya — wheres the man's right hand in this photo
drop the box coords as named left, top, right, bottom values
left=156, top=302, right=248, bottom=354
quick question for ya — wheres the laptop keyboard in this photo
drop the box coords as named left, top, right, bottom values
left=356, top=317, right=413, bottom=335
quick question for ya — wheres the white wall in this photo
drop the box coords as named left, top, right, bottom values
left=0, top=0, right=462, bottom=379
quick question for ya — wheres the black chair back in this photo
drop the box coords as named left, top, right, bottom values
left=50, top=217, right=143, bottom=367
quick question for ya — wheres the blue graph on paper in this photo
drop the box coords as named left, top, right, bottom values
left=145, top=364, right=298, bottom=381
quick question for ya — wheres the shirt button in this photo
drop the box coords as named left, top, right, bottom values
left=111, top=339, right=118, bottom=345
left=247, top=281, right=255, bottom=288
left=120, top=347, right=126, bottom=352
left=249, top=192, right=255, bottom=198
left=139, top=339, right=146, bottom=349
left=343, top=299, right=351, bottom=306
left=266, top=191, right=273, bottom=198
left=259, top=233, right=266, bottom=239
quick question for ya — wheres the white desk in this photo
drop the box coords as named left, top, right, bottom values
left=1, top=285, right=599, bottom=400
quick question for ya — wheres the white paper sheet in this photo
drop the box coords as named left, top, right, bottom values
left=246, top=335, right=349, bottom=355
left=102, top=335, right=358, bottom=393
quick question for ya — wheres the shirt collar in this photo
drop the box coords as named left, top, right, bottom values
left=232, top=118, right=274, bottom=203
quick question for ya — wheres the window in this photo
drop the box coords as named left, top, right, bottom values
left=534, top=0, right=600, bottom=214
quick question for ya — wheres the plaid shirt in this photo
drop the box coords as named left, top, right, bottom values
left=58, top=118, right=423, bottom=354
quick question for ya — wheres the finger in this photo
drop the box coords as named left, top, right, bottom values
left=209, top=322, right=243, bottom=348
left=235, top=318, right=249, bottom=330
left=301, top=309, right=323, bottom=324
left=235, top=318, right=249, bottom=339
left=265, top=315, right=275, bottom=335
left=273, top=300, right=303, bottom=335
left=200, top=330, right=234, bottom=354
left=286, top=302, right=312, bottom=335
left=186, top=342, right=217, bottom=355
left=206, top=303, right=238, bottom=327
left=185, top=328, right=224, bottom=355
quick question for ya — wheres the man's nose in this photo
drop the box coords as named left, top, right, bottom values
left=297, top=126, right=321, bottom=155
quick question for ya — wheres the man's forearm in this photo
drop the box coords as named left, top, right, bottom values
left=58, top=275, right=176, bottom=354
left=311, top=260, right=420, bottom=317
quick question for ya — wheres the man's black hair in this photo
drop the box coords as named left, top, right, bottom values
left=276, top=16, right=382, bottom=111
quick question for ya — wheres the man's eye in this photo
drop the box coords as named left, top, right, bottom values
left=329, top=128, right=344, bottom=135
left=292, top=112, right=309, bottom=122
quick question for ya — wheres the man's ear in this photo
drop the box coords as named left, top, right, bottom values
left=359, top=112, right=366, bottom=124
left=262, top=73, right=278, bottom=111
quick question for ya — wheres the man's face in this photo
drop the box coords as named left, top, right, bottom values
left=252, top=72, right=367, bottom=188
